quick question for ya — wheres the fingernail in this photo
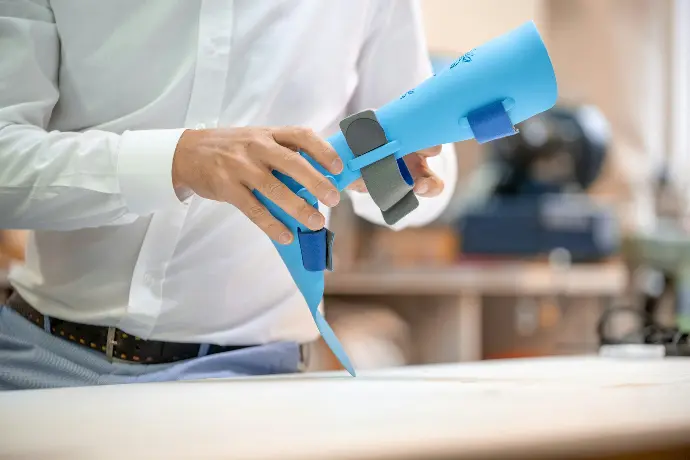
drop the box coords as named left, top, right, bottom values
left=309, top=212, right=324, bottom=228
left=323, top=190, right=339, bottom=207
left=331, top=158, right=343, bottom=173
left=415, top=179, right=429, bottom=195
left=279, top=232, right=293, bottom=245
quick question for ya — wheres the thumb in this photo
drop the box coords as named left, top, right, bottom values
left=405, top=155, right=444, bottom=197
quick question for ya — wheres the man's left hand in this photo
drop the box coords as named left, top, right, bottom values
left=346, top=145, right=444, bottom=198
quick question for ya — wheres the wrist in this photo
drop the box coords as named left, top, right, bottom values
left=172, top=129, right=193, bottom=190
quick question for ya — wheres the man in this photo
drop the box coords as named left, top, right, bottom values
left=0, top=0, right=457, bottom=390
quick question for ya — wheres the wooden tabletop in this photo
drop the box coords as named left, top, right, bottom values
left=1, top=356, right=688, bottom=460
left=325, top=262, right=628, bottom=296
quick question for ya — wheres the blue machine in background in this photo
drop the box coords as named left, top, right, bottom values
left=456, top=105, right=620, bottom=261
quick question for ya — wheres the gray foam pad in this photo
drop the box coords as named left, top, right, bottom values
left=340, top=111, right=418, bottom=225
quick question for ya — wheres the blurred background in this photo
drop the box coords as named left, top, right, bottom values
left=3, top=0, right=690, bottom=372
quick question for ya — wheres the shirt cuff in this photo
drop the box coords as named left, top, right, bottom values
left=117, top=128, right=188, bottom=215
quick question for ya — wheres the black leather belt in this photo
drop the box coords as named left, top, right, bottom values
left=6, top=291, right=256, bottom=365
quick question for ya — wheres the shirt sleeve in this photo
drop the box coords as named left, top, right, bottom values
left=345, top=0, right=458, bottom=231
left=0, top=1, right=186, bottom=231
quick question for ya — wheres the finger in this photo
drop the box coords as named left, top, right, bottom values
left=272, top=127, right=344, bottom=175
left=414, top=145, right=443, bottom=158
left=261, top=142, right=341, bottom=208
left=346, top=178, right=368, bottom=193
left=405, top=156, right=444, bottom=197
left=229, top=183, right=295, bottom=245
left=413, top=173, right=444, bottom=197
left=248, top=168, right=326, bottom=231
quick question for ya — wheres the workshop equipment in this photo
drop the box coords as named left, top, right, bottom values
left=599, top=159, right=690, bottom=357
left=457, top=104, right=619, bottom=261
left=609, top=224, right=690, bottom=356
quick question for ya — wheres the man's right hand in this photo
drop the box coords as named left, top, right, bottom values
left=172, top=127, right=343, bottom=245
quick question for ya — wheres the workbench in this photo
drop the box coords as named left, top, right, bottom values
left=325, top=262, right=628, bottom=362
left=1, top=357, right=688, bottom=460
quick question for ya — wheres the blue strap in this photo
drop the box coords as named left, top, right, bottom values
left=346, top=140, right=401, bottom=171
left=467, top=100, right=518, bottom=144
left=297, top=227, right=335, bottom=272
left=397, top=157, right=414, bottom=186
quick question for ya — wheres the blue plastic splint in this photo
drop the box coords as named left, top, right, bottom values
left=252, top=21, right=558, bottom=376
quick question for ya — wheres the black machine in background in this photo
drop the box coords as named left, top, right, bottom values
left=457, top=104, right=620, bottom=261
left=596, top=270, right=690, bottom=356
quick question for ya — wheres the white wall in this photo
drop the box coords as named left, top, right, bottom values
left=420, top=0, right=547, bottom=55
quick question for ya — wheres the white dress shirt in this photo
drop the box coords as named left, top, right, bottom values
left=0, top=0, right=457, bottom=345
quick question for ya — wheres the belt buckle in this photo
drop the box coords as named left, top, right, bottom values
left=105, top=327, right=118, bottom=362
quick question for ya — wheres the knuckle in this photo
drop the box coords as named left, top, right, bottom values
left=247, top=204, right=267, bottom=222
left=297, top=201, right=314, bottom=220
left=244, top=135, right=270, bottom=152
left=282, top=148, right=300, bottom=163
left=265, top=222, right=283, bottom=238
left=256, top=127, right=272, bottom=136
left=297, top=126, right=315, bottom=138
left=247, top=126, right=268, bottom=136
left=248, top=138, right=265, bottom=150
left=266, top=182, right=287, bottom=201
left=317, top=143, right=335, bottom=159
left=314, top=177, right=332, bottom=193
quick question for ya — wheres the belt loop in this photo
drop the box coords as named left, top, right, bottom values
left=298, top=343, right=311, bottom=372
left=197, top=343, right=210, bottom=357
left=43, top=315, right=51, bottom=334
left=105, top=327, right=117, bottom=362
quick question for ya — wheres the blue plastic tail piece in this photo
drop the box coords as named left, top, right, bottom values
left=313, top=310, right=356, bottom=376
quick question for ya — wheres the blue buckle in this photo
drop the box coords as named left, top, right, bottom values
left=297, top=227, right=335, bottom=272
left=467, top=100, right=518, bottom=144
